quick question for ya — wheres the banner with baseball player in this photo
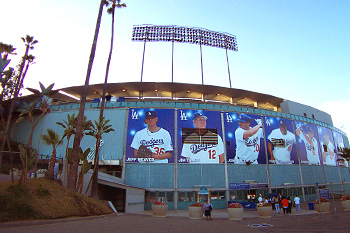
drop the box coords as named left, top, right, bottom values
left=177, top=110, right=224, bottom=164
left=264, top=117, right=298, bottom=165
left=224, top=113, right=266, bottom=164
left=294, top=121, right=322, bottom=165
left=333, top=130, right=348, bottom=167
left=126, top=108, right=175, bottom=163
left=317, top=126, right=337, bottom=166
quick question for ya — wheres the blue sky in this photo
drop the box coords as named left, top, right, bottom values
left=1, top=0, right=349, bottom=136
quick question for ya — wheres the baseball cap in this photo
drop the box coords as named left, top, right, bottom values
left=193, top=112, right=207, bottom=120
left=307, top=127, right=313, bottom=133
left=238, top=114, right=251, bottom=123
left=145, top=111, right=157, bottom=119
left=279, top=120, right=287, bottom=127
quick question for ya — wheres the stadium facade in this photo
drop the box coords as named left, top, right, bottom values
left=11, top=81, right=350, bottom=213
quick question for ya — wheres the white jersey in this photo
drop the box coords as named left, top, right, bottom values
left=181, top=134, right=224, bottom=163
left=131, top=127, right=173, bottom=163
left=299, top=133, right=320, bottom=165
left=234, top=127, right=264, bottom=164
left=321, top=141, right=336, bottom=166
left=268, top=129, right=296, bottom=164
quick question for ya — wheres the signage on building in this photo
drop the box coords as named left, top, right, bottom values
left=199, top=187, right=209, bottom=194
left=229, top=183, right=268, bottom=190
left=318, top=189, right=330, bottom=200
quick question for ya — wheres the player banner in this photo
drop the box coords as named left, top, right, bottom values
left=177, top=110, right=224, bottom=164
left=317, top=126, right=337, bottom=166
left=126, top=108, right=175, bottom=163
left=333, top=130, right=347, bottom=167
left=263, top=116, right=298, bottom=165
left=294, top=121, right=322, bottom=165
left=224, top=112, right=266, bottom=164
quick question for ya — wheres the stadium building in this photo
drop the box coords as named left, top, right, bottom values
left=11, top=81, right=349, bottom=213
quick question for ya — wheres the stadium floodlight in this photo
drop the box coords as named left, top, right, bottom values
left=132, top=25, right=238, bottom=51
left=132, top=24, right=238, bottom=89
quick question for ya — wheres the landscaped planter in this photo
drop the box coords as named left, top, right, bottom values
left=152, top=204, right=167, bottom=217
left=341, top=196, right=350, bottom=211
left=189, top=206, right=204, bottom=219
left=342, top=200, right=350, bottom=211
left=257, top=206, right=272, bottom=218
left=314, top=202, right=330, bottom=214
left=227, top=207, right=243, bottom=220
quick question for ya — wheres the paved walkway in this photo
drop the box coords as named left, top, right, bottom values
left=136, top=207, right=317, bottom=219
left=1, top=201, right=350, bottom=233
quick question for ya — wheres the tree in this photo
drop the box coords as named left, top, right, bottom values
left=68, top=0, right=108, bottom=192
left=41, top=129, right=62, bottom=180
left=0, top=42, right=17, bottom=60
left=56, top=113, right=92, bottom=181
left=18, top=144, right=37, bottom=183
left=85, top=116, right=114, bottom=196
left=15, top=82, right=56, bottom=183
left=0, top=35, right=38, bottom=167
left=85, top=0, right=126, bottom=197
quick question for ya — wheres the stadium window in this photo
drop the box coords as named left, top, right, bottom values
left=211, top=191, right=219, bottom=200
left=166, top=192, right=174, bottom=202
left=158, top=192, right=166, bottom=202
left=229, top=190, right=236, bottom=200
left=312, top=114, right=315, bottom=119
left=149, top=192, right=157, bottom=202
left=219, top=191, right=226, bottom=200
left=304, top=113, right=307, bottom=117
left=178, top=192, right=186, bottom=202
left=188, top=191, right=197, bottom=202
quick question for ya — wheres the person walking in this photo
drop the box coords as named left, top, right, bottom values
left=281, top=197, right=289, bottom=216
left=275, top=196, right=281, bottom=213
left=294, top=195, right=301, bottom=212
left=203, top=201, right=213, bottom=220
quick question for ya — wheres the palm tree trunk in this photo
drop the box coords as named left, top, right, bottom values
left=90, top=1, right=116, bottom=198
left=46, top=147, right=56, bottom=180
left=67, top=0, right=106, bottom=192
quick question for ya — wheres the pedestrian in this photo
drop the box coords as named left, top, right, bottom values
left=294, top=195, right=301, bottom=212
left=281, top=197, right=289, bottom=215
left=203, top=201, right=213, bottom=220
left=258, top=194, right=263, bottom=203
left=288, top=197, right=292, bottom=214
left=275, top=196, right=280, bottom=213
left=272, top=196, right=276, bottom=211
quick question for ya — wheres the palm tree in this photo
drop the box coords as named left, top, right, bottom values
left=0, top=35, right=38, bottom=167
left=15, top=82, right=56, bottom=183
left=18, top=144, right=37, bottom=183
left=41, top=129, right=62, bottom=180
left=68, top=0, right=109, bottom=192
left=56, top=113, right=92, bottom=180
left=85, top=0, right=126, bottom=197
left=85, top=116, right=115, bottom=196
left=98, top=0, right=127, bottom=125
left=0, top=42, right=17, bottom=60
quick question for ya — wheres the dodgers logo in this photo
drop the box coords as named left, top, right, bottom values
left=180, top=110, right=188, bottom=121
left=226, top=113, right=233, bottom=123
left=131, top=109, right=138, bottom=119
left=265, top=117, right=271, bottom=126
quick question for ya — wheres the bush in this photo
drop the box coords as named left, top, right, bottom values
left=314, top=198, right=329, bottom=204
left=340, top=195, right=350, bottom=201
left=190, top=203, right=204, bottom=207
left=257, top=202, right=272, bottom=207
left=227, top=203, right=243, bottom=208
left=153, top=201, right=167, bottom=205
